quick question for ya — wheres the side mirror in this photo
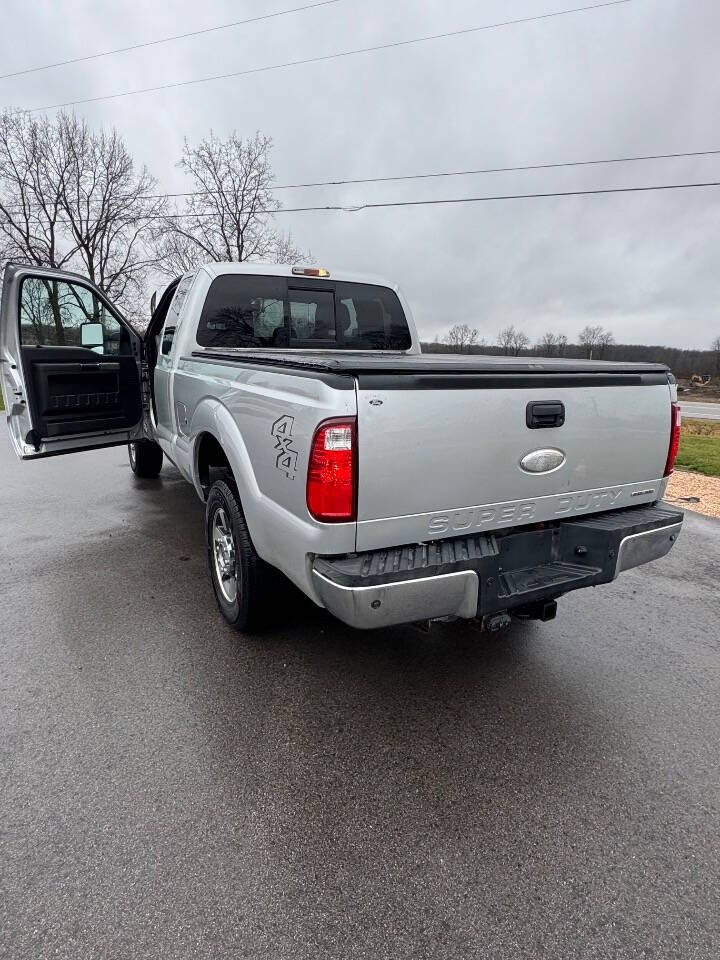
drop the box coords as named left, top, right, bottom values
left=81, top=322, right=104, bottom=354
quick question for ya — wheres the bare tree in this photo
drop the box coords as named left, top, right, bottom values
left=497, top=325, right=516, bottom=355
left=0, top=112, right=73, bottom=271
left=538, top=332, right=569, bottom=357
left=56, top=114, right=165, bottom=319
left=0, top=110, right=161, bottom=323
left=153, top=131, right=308, bottom=276
left=0, top=111, right=76, bottom=341
left=578, top=324, right=614, bottom=359
left=578, top=325, right=601, bottom=358
left=537, top=332, right=558, bottom=357
left=445, top=323, right=481, bottom=353
left=596, top=328, right=614, bottom=359
left=510, top=329, right=530, bottom=356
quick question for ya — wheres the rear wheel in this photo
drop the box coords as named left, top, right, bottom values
left=206, top=480, right=269, bottom=631
left=128, top=439, right=163, bottom=478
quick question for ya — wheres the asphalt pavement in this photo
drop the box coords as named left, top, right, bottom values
left=680, top=400, right=720, bottom=421
left=1, top=440, right=719, bottom=960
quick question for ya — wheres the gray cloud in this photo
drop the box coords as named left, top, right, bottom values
left=2, top=0, right=718, bottom=347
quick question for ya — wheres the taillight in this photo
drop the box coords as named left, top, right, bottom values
left=664, top=402, right=682, bottom=476
left=307, top=418, right=356, bottom=522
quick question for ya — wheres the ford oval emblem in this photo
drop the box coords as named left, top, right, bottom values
left=520, top=448, right=566, bottom=474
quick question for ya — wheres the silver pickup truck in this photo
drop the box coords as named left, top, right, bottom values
left=1, top=261, right=683, bottom=632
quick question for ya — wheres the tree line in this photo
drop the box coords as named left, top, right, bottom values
left=437, top=323, right=720, bottom=377
left=442, top=323, right=615, bottom=358
left=0, top=111, right=306, bottom=325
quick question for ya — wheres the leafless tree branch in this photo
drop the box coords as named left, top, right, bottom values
left=152, top=131, right=309, bottom=277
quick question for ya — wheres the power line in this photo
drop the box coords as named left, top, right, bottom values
left=0, top=0, right=343, bottom=81
left=5, top=147, right=717, bottom=212
left=28, top=0, right=634, bottom=113
left=130, top=148, right=720, bottom=201
left=147, top=181, right=720, bottom=214
left=272, top=149, right=720, bottom=191
left=4, top=181, right=718, bottom=225
left=293, top=181, right=720, bottom=213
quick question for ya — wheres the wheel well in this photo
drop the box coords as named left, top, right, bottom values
left=196, top=433, right=234, bottom=498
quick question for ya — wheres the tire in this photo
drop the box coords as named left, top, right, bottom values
left=206, top=480, right=268, bottom=632
left=128, top=440, right=164, bottom=478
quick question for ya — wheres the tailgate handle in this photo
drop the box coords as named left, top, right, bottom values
left=526, top=401, right=565, bottom=429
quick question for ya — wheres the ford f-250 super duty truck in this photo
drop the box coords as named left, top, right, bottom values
left=1, top=261, right=683, bottom=632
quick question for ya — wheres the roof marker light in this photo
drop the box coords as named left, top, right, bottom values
left=292, top=267, right=330, bottom=278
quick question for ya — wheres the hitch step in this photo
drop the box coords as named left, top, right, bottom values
left=498, top=561, right=599, bottom=600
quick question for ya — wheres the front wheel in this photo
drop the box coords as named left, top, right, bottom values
left=128, top=440, right=164, bottom=478
left=206, top=480, right=269, bottom=632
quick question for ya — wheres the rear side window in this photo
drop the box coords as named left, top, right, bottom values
left=157, top=272, right=194, bottom=358
left=196, top=275, right=411, bottom=350
left=167, top=272, right=194, bottom=325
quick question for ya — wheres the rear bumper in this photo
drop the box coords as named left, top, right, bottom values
left=312, top=503, right=683, bottom=629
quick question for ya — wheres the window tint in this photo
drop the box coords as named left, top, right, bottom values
left=196, top=275, right=411, bottom=350
left=196, top=275, right=284, bottom=348
left=288, top=290, right=335, bottom=345
left=19, top=277, right=129, bottom=355
left=335, top=282, right=411, bottom=350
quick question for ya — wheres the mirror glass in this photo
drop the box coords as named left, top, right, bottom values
left=81, top=322, right=104, bottom=354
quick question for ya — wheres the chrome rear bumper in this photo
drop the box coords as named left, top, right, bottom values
left=312, top=569, right=480, bottom=630
left=312, top=503, right=683, bottom=630
left=615, top=522, right=682, bottom=576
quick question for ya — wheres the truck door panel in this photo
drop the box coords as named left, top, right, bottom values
left=0, top=263, right=143, bottom=458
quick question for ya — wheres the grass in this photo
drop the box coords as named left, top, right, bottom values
left=675, top=418, right=720, bottom=477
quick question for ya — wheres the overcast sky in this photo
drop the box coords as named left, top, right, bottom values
left=2, top=0, right=718, bottom=348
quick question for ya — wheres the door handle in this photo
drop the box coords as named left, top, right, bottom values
left=526, top=401, right=565, bottom=429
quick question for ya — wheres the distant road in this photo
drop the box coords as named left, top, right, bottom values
left=680, top=400, right=720, bottom=421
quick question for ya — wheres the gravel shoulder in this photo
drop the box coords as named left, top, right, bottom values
left=666, top=469, right=720, bottom=519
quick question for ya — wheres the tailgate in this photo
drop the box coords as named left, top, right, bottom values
left=355, top=373, right=672, bottom=551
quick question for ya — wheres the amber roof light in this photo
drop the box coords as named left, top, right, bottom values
left=292, top=267, right=330, bottom=278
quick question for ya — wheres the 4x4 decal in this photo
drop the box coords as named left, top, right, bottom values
left=271, top=415, right=298, bottom=479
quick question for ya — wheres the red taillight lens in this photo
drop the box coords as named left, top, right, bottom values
left=307, top=418, right=356, bottom=522
left=664, top=402, right=682, bottom=476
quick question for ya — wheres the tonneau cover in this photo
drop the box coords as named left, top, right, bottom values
left=191, top=348, right=670, bottom=377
